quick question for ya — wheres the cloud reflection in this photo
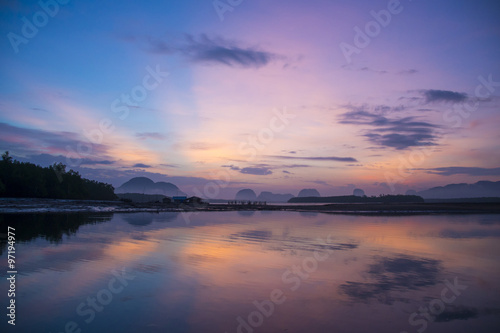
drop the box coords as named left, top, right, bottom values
left=339, top=255, right=441, bottom=304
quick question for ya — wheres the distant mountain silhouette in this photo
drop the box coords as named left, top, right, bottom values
left=235, top=189, right=257, bottom=201
left=289, top=194, right=424, bottom=204
left=353, top=188, right=365, bottom=197
left=298, top=189, right=320, bottom=197
left=424, top=197, right=500, bottom=203
left=116, top=177, right=185, bottom=196
left=257, top=191, right=294, bottom=203
left=417, top=180, right=500, bottom=199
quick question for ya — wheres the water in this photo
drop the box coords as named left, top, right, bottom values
left=1, top=211, right=499, bottom=333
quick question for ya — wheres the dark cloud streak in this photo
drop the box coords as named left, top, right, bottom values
left=132, top=33, right=282, bottom=69
left=222, top=165, right=273, bottom=176
left=423, top=167, right=500, bottom=176
left=136, top=132, right=167, bottom=140
left=268, top=155, right=358, bottom=162
left=132, top=163, right=151, bottom=168
left=422, top=89, right=468, bottom=104
left=183, top=34, right=280, bottom=68
left=338, top=109, right=440, bottom=150
left=239, top=167, right=273, bottom=176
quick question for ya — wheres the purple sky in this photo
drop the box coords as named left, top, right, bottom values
left=1, top=0, right=500, bottom=198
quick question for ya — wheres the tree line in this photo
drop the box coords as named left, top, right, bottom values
left=0, top=152, right=117, bottom=200
left=288, top=194, right=425, bottom=203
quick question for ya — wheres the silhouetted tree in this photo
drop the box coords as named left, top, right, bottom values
left=0, top=152, right=117, bottom=200
left=2, top=151, right=12, bottom=163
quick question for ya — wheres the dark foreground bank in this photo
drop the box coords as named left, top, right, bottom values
left=1, top=198, right=500, bottom=215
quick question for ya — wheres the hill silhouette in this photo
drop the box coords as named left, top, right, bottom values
left=116, top=177, right=186, bottom=196
left=235, top=189, right=257, bottom=201
left=298, top=189, right=320, bottom=197
left=353, top=189, right=365, bottom=197
left=289, top=195, right=424, bottom=204
left=417, top=181, right=500, bottom=199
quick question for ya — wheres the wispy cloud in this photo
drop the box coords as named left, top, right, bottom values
left=222, top=165, right=273, bottom=175
left=136, top=132, right=167, bottom=140
left=282, top=164, right=312, bottom=168
left=160, top=163, right=179, bottom=169
left=364, top=132, right=436, bottom=150
left=222, top=164, right=242, bottom=171
left=341, top=64, right=387, bottom=75
left=422, top=167, right=500, bottom=176
left=398, top=69, right=419, bottom=75
left=13, top=154, right=115, bottom=167
left=131, top=33, right=283, bottom=69
left=267, top=155, right=358, bottom=162
left=183, top=34, right=281, bottom=68
left=146, top=38, right=174, bottom=54
left=338, top=108, right=440, bottom=150
left=240, top=167, right=273, bottom=175
left=308, top=180, right=332, bottom=186
left=359, top=67, right=387, bottom=75
left=77, top=166, right=254, bottom=188
left=421, top=89, right=468, bottom=104
left=132, top=163, right=151, bottom=168
left=372, top=104, right=406, bottom=114
left=189, top=142, right=221, bottom=150
left=341, top=65, right=418, bottom=76
left=0, top=122, right=110, bottom=156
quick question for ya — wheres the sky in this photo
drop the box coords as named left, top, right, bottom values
left=1, top=0, right=500, bottom=198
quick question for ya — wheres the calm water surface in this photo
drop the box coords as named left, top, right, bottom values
left=1, top=211, right=499, bottom=333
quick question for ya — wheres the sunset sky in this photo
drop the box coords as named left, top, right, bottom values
left=1, top=0, right=499, bottom=197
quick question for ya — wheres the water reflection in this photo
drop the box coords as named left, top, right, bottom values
left=339, top=254, right=441, bottom=304
left=237, top=210, right=256, bottom=217
left=299, top=211, right=318, bottom=218
left=0, top=213, right=112, bottom=255
left=0, top=212, right=499, bottom=333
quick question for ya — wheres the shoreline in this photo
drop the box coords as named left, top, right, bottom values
left=1, top=198, right=500, bottom=215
